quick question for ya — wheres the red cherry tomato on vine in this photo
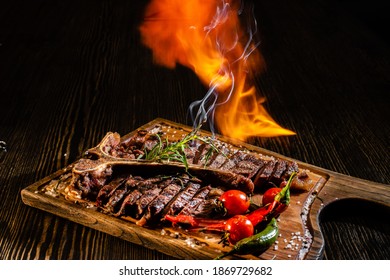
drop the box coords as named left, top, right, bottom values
left=219, top=190, right=250, bottom=216
left=262, top=187, right=282, bottom=206
left=224, top=215, right=254, bottom=244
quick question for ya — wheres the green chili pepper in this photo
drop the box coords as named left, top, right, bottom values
left=269, top=171, right=296, bottom=216
left=214, top=218, right=279, bottom=260
left=274, top=171, right=296, bottom=205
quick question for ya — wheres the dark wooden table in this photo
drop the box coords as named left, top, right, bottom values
left=0, top=0, right=389, bottom=260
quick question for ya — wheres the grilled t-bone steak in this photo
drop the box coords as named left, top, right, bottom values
left=63, top=126, right=313, bottom=227
left=86, top=128, right=313, bottom=192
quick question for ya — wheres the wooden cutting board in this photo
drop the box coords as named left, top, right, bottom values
left=20, top=118, right=390, bottom=259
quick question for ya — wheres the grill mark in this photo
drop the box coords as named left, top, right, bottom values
left=163, top=181, right=202, bottom=217
left=179, top=186, right=211, bottom=216
left=253, top=159, right=277, bottom=188
left=137, top=183, right=182, bottom=226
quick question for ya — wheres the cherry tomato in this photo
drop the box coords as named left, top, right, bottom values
left=219, top=190, right=250, bottom=216
left=262, top=187, right=282, bottom=206
left=224, top=215, right=254, bottom=244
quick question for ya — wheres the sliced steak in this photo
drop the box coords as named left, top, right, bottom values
left=113, top=176, right=165, bottom=217
left=163, top=181, right=202, bottom=216
left=282, top=161, right=299, bottom=180
left=103, top=183, right=131, bottom=214
left=269, top=160, right=287, bottom=186
left=137, top=182, right=183, bottom=226
left=227, top=152, right=266, bottom=179
left=96, top=176, right=127, bottom=207
left=220, top=150, right=248, bottom=171
left=253, top=159, right=276, bottom=188
left=191, top=168, right=254, bottom=194
left=192, top=143, right=209, bottom=165
left=191, top=198, right=218, bottom=218
left=206, top=145, right=232, bottom=169
left=134, top=186, right=162, bottom=219
left=179, top=186, right=211, bottom=216
left=115, top=189, right=143, bottom=217
left=133, top=177, right=174, bottom=219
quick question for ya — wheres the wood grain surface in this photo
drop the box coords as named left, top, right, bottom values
left=1, top=0, right=389, bottom=260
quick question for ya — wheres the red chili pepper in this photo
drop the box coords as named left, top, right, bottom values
left=245, top=172, right=297, bottom=225
left=245, top=202, right=275, bottom=226
left=164, top=214, right=227, bottom=229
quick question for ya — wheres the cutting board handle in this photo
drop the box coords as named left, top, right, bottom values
left=305, top=171, right=390, bottom=259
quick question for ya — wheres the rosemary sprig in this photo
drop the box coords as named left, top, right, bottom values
left=143, top=132, right=221, bottom=170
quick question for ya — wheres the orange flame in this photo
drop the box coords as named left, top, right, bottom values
left=140, top=0, right=295, bottom=141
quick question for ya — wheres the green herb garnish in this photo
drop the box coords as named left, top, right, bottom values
left=143, top=131, right=221, bottom=171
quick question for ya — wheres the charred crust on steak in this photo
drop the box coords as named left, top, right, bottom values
left=60, top=129, right=315, bottom=228
left=178, top=186, right=211, bottom=216
left=163, top=181, right=201, bottom=217
left=137, top=182, right=182, bottom=226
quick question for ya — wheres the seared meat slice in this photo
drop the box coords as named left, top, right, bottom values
left=179, top=186, right=211, bottom=216
left=253, top=159, right=276, bottom=188
left=114, top=189, right=143, bottom=217
left=163, top=181, right=202, bottom=216
left=99, top=175, right=145, bottom=213
left=206, top=145, right=232, bottom=169
left=133, top=177, right=174, bottom=219
left=188, top=188, right=223, bottom=218
left=191, top=168, right=254, bottom=194
left=134, top=186, right=162, bottom=219
left=192, top=143, right=208, bottom=165
left=220, top=151, right=266, bottom=179
left=192, top=142, right=221, bottom=166
left=137, top=182, right=183, bottom=226
left=191, top=199, right=218, bottom=218
left=269, top=160, right=287, bottom=186
left=282, top=161, right=299, bottom=180
left=113, top=176, right=166, bottom=217
left=103, top=183, right=131, bottom=213
left=183, top=147, right=196, bottom=164
left=220, top=150, right=247, bottom=171
left=96, top=176, right=128, bottom=207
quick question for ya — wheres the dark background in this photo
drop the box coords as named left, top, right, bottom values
left=0, top=0, right=389, bottom=259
